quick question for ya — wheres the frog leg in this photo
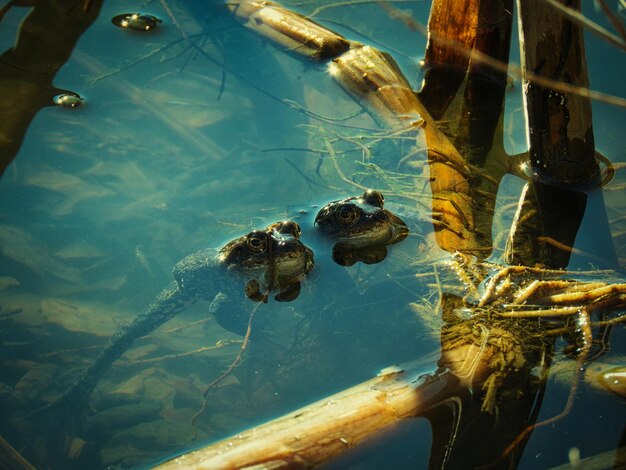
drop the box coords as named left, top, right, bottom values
left=275, top=280, right=301, bottom=302
left=245, top=279, right=268, bottom=303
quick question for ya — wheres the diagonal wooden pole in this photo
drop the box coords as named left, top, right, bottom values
left=155, top=367, right=457, bottom=469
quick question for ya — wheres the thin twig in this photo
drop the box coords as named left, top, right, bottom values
left=595, top=0, right=626, bottom=42
left=88, top=36, right=190, bottom=84
left=541, top=0, right=626, bottom=52
left=378, top=1, right=626, bottom=109
left=190, top=303, right=260, bottom=427
left=118, top=340, right=242, bottom=366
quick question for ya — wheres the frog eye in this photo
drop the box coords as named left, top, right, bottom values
left=284, top=221, right=302, bottom=239
left=246, top=231, right=268, bottom=252
left=271, top=221, right=301, bottom=239
left=335, top=205, right=360, bottom=226
left=362, top=189, right=384, bottom=208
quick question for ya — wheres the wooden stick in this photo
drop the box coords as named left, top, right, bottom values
left=155, top=366, right=454, bottom=469
left=0, top=436, right=36, bottom=470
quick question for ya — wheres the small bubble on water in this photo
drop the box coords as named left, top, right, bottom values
left=112, top=13, right=162, bottom=32
left=53, top=93, right=84, bottom=108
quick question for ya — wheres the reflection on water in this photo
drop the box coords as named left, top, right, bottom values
left=0, top=0, right=624, bottom=468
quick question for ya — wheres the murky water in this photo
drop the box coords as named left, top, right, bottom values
left=0, top=0, right=624, bottom=468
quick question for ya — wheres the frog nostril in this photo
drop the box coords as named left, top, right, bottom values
left=362, top=189, right=385, bottom=208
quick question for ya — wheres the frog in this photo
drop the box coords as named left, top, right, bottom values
left=50, top=221, right=314, bottom=411
left=314, top=189, right=409, bottom=266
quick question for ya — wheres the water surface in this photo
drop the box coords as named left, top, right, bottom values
left=0, top=0, right=624, bottom=468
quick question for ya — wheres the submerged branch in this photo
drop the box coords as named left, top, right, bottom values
left=191, top=303, right=259, bottom=426
left=117, top=339, right=242, bottom=366
left=378, top=1, right=626, bottom=109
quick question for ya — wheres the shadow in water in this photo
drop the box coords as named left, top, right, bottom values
left=0, top=0, right=103, bottom=176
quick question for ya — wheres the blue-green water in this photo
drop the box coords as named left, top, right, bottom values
left=0, top=0, right=624, bottom=468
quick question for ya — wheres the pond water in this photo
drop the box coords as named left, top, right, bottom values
left=0, top=0, right=624, bottom=468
